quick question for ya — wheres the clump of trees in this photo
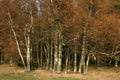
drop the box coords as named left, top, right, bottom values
left=0, top=0, right=120, bottom=74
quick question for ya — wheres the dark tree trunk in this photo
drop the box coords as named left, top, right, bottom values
left=50, top=41, right=53, bottom=70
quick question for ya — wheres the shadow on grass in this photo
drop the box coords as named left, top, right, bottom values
left=0, top=73, right=82, bottom=80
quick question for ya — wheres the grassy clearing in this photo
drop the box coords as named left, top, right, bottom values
left=0, top=73, right=80, bottom=80
left=49, top=77, right=81, bottom=80
left=0, top=64, right=120, bottom=80
left=0, top=73, right=40, bottom=80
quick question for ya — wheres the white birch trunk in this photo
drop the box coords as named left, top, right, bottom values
left=53, top=30, right=58, bottom=72
left=85, top=54, right=90, bottom=74
left=65, top=47, right=69, bottom=74
left=74, top=39, right=77, bottom=72
left=26, top=8, right=33, bottom=71
left=65, top=55, right=68, bottom=74
left=8, top=12, right=27, bottom=71
left=57, top=42, right=62, bottom=73
left=26, top=33, right=31, bottom=71
left=79, top=24, right=87, bottom=74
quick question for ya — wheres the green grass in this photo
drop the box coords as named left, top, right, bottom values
left=0, top=73, right=40, bottom=80
left=0, top=73, right=80, bottom=80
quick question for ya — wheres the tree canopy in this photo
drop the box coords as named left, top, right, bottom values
left=0, top=0, right=120, bottom=74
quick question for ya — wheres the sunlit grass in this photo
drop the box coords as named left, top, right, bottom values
left=50, top=77, right=80, bottom=80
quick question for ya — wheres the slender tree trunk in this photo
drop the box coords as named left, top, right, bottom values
left=26, top=34, right=31, bottom=72
left=46, top=57, right=49, bottom=70
left=56, top=30, right=62, bottom=73
left=50, top=0, right=63, bottom=73
left=53, top=30, right=62, bottom=73
left=65, top=47, right=69, bottom=74
left=79, top=49, right=86, bottom=74
left=50, top=41, right=53, bottom=70
left=43, top=44, right=47, bottom=69
left=79, top=24, right=87, bottom=74
left=85, top=53, right=90, bottom=74
left=115, top=60, right=118, bottom=67
left=53, top=33, right=58, bottom=72
left=53, top=42, right=58, bottom=72
left=68, top=54, right=70, bottom=73
left=40, top=42, right=43, bottom=68
left=37, top=43, right=40, bottom=68
left=74, top=39, right=77, bottom=72
left=79, top=0, right=94, bottom=74
left=46, top=44, right=50, bottom=70
left=65, top=55, right=68, bottom=74
left=74, top=51, right=77, bottom=72
left=8, top=12, right=27, bottom=71
left=26, top=7, right=33, bottom=72
left=30, top=45, right=33, bottom=70
left=114, top=48, right=118, bottom=67
left=0, top=51, right=3, bottom=63
left=57, top=42, right=62, bottom=73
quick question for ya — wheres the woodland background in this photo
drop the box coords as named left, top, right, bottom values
left=0, top=0, right=120, bottom=74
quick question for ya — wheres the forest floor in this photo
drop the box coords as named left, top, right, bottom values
left=0, top=64, right=120, bottom=80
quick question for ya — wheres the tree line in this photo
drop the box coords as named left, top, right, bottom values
left=0, top=0, right=120, bottom=74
